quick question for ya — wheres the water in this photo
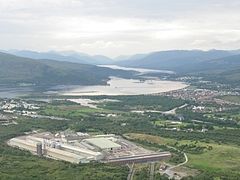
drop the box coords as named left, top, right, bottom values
left=56, top=76, right=188, bottom=96
left=53, top=66, right=187, bottom=96
left=0, top=87, right=33, bottom=98
left=98, top=65, right=175, bottom=75
left=0, top=66, right=187, bottom=98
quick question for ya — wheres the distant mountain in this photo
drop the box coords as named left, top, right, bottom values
left=116, top=49, right=240, bottom=86
left=59, top=51, right=113, bottom=64
left=114, top=55, right=131, bottom=61
left=188, top=54, right=240, bottom=73
left=114, top=53, right=149, bottom=62
left=6, top=50, right=113, bottom=65
left=188, top=54, right=240, bottom=85
left=91, top=55, right=113, bottom=64
left=117, top=50, right=238, bottom=71
left=0, top=52, right=132, bottom=87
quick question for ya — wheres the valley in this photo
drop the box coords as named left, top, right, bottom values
left=2, top=1, right=240, bottom=179
left=1, top=78, right=239, bottom=179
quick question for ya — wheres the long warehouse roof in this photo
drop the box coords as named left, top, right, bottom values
left=85, top=138, right=121, bottom=149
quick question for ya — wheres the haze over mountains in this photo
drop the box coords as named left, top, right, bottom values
left=116, top=50, right=240, bottom=70
left=4, top=50, right=113, bottom=65
left=4, top=49, right=240, bottom=68
left=1, top=49, right=240, bottom=86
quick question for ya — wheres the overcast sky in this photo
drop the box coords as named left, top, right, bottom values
left=1, top=0, right=240, bottom=57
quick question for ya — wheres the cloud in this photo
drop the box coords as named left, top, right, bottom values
left=0, top=0, right=240, bottom=57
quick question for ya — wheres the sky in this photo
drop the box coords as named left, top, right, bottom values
left=0, top=0, right=240, bottom=58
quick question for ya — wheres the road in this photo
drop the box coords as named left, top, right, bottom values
left=168, top=152, right=188, bottom=170
left=162, top=103, right=188, bottom=115
left=163, top=144, right=188, bottom=170
left=162, top=152, right=188, bottom=179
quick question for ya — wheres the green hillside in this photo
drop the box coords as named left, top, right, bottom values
left=117, top=50, right=235, bottom=71
left=187, top=54, right=240, bottom=86
left=0, top=52, right=132, bottom=86
left=117, top=50, right=240, bottom=86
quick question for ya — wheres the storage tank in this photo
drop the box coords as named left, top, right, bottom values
left=36, top=143, right=43, bottom=156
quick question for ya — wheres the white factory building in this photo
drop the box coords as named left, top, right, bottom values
left=8, top=132, right=171, bottom=165
left=8, top=134, right=106, bottom=164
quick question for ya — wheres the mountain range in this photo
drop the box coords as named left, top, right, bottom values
left=116, top=50, right=240, bottom=71
left=116, top=50, right=240, bottom=85
left=0, top=52, right=132, bottom=87
left=4, top=50, right=113, bottom=65
left=1, top=49, right=240, bottom=86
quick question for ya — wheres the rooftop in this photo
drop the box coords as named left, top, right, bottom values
left=85, top=138, right=121, bottom=149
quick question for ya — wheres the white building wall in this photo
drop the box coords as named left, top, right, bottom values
left=60, top=144, right=103, bottom=160
left=45, top=147, right=86, bottom=164
left=8, top=138, right=37, bottom=152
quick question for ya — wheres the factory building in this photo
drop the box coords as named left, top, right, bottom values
left=8, top=138, right=38, bottom=153
left=60, top=144, right=103, bottom=161
left=8, top=132, right=171, bottom=165
left=84, top=138, right=121, bottom=151
left=8, top=135, right=104, bottom=164
left=45, top=147, right=88, bottom=164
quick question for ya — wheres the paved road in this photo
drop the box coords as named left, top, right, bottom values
left=162, top=152, right=188, bottom=179
left=168, top=152, right=188, bottom=170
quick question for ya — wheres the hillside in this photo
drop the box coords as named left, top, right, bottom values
left=116, top=50, right=240, bottom=85
left=0, top=52, right=132, bottom=86
left=188, top=54, right=240, bottom=72
left=117, top=50, right=237, bottom=71
left=187, top=54, right=240, bottom=85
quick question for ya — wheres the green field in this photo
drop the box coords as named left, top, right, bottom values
left=96, top=95, right=186, bottom=112
left=126, top=133, right=240, bottom=178
left=219, top=95, right=240, bottom=104
left=188, top=143, right=240, bottom=174
left=40, top=104, right=109, bottom=118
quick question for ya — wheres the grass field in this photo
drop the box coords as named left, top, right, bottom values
left=125, top=133, right=176, bottom=145
left=187, top=143, right=240, bottom=174
left=219, top=95, right=240, bottom=104
left=40, top=104, right=113, bottom=119
left=126, top=133, right=240, bottom=177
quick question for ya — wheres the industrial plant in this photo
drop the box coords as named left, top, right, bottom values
left=8, top=130, right=171, bottom=164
